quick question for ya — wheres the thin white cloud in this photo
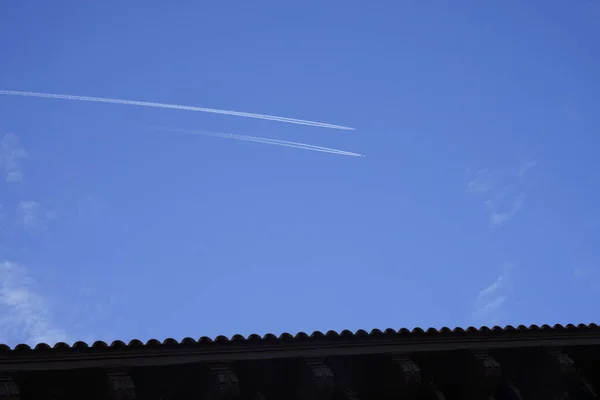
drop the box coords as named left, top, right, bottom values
left=518, top=160, right=538, bottom=177
left=477, top=275, right=506, bottom=298
left=18, top=201, right=40, bottom=228
left=478, top=296, right=506, bottom=315
left=490, top=193, right=525, bottom=227
left=467, top=165, right=530, bottom=227
left=473, top=271, right=512, bottom=325
left=0, top=133, right=27, bottom=183
left=0, top=261, right=68, bottom=345
left=467, top=168, right=493, bottom=194
left=16, top=201, right=56, bottom=230
left=6, top=170, right=23, bottom=183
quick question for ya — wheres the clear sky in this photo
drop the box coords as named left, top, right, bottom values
left=1, top=1, right=599, bottom=347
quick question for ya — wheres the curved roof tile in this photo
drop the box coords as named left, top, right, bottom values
left=2, top=323, right=599, bottom=353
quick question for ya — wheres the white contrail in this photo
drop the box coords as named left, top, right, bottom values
left=154, top=126, right=360, bottom=155
left=150, top=126, right=364, bottom=157
left=0, top=89, right=354, bottom=131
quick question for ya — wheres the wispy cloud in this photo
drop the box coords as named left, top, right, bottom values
left=0, top=89, right=355, bottom=131
left=0, top=132, right=66, bottom=346
left=490, top=193, right=525, bottom=227
left=0, top=133, right=27, bottom=183
left=0, top=261, right=68, bottom=345
left=18, top=201, right=40, bottom=228
left=17, top=201, right=56, bottom=230
left=467, top=162, right=534, bottom=227
left=518, top=160, right=538, bottom=177
left=467, top=168, right=494, bottom=194
left=473, top=269, right=512, bottom=325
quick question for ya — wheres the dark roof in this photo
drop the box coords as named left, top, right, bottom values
left=2, top=323, right=599, bottom=354
left=3, top=323, right=600, bottom=400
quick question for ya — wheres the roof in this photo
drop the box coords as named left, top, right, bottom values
left=2, top=323, right=600, bottom=400
left=2, top=323, right=600, bottom=366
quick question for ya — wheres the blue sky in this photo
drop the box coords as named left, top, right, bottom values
left=1, top=1, right=599, bottom=346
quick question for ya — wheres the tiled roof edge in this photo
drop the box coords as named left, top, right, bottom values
left=1, top=323, right=598, bottom=354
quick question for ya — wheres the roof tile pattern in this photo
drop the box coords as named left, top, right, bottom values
left=1, top=323, right=598, bottom=354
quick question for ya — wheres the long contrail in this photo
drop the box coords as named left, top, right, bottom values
left=0, top=89, right=354, bottom=131
left=149, top=126, right=364, bottom=157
